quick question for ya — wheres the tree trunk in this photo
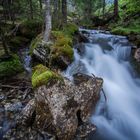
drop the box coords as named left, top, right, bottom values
left=28, top=0, right=34, bottom=19
left=62, top=0, right=67, bottom=26
left=52, top=0, right=59, bottom=29
left=44, top=0, right=52, bottom=42
left=102, top=0, right=106, bottom=18
left=0, top=28, right=9, bottom=56
left=39, top=0, right=42, bottom=15
left=84, top=0, right=92, bottom=23
left=114, top=0, right=118, bottom=18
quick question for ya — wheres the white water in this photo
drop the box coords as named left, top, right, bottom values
left=64, top=30, right=140, bottom=140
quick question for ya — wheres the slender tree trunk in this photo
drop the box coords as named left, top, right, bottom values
left=62, top=0, right=67, bottom=26
left=39, top=0, right=42, bottom=15
left=102, top=0, right=106, bottom=19
left=52, top=0, right=58, bottom=29
left=0, top=28, right=9, bottom=56
left=2, top=0, right=7, bottom=23
left=44, top=0, right=52, bottom=42
left=114, top=0, right=118, bottom=17
left=28, top=0, right=33, bottom=19
left=84, top=0, right=92, bottom=23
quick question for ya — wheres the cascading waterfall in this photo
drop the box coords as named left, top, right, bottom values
left=64, top=29, right=140, bottom=140
left=18, top=48, right=32, bottom=73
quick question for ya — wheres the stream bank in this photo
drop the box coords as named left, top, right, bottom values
left=0, top=27, right=140, bottom=140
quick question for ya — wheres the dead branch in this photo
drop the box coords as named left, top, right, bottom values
left=0, top=84, right=32, bottom=89
left=102, top=88, right=107, bottom=102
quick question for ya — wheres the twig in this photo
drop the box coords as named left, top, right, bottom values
left=0, top=84, right=32, bottom=89
left=6, top=23, right=21, bottom=36
left=102, top=88, right=107, bottom=102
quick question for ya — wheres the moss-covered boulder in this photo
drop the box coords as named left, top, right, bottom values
left=32, top=64, right=63, bottom=88
left=63, top=23, right=79, bottom=37
left=30, top=23, right=78, bottom=70
left=51, top=31, right=74, bottom=69
left=0, top=55, right=23, bottom=79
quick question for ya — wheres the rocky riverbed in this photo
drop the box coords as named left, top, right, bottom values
left=0, top=73, right=34, bottom=140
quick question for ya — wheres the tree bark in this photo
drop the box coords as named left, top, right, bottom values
left=62, top=0, right=67, bottom=26
left=52, top=0, right=59, bottom=29
left=102, top=0, right=106, bottom=18
left=44, top=0, right=52, bottom=42
left=84, top=0, right=92, bottom=23
left=0, top=28, right=9, bottom=56
left=28, top=0, right=34, bottom=19
left=39, top=0, right=42, bottom=15
left=114, top=0, right=118, bottom=18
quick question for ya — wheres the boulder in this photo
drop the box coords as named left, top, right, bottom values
left=30, top=31, right=74, bottom=70
left=134, top=48, right=140, bottom=62
left=20, top=72, right=103, bottom=140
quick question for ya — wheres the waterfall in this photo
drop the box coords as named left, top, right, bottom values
left=64, top=30, right=140, bottom=140
left=18, top=47, right=32, bottom=73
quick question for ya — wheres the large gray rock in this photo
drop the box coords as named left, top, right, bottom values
left=20, top=73, right=103, bottom=140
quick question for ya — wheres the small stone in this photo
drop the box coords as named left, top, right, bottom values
left=0, top=95, right=5, bottom=100
left=4, top=102, right=23, bottom=112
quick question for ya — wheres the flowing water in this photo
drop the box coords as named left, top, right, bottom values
left=18, top=47, right=32, bottom=73
left=64, top=29, right=140, bottom=140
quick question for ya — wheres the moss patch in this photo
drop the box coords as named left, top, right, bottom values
left=0, top=55, right=23, bottom=79
left=30, top=23, right=78, bottom=69
left=32, top=64, right=63, bottom=88
left=51, top=30, right=74, bottom=65
left=63, top=23, right=79, bottom=37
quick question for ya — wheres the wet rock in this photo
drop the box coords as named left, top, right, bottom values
left=74, top=43, right=86, bottom=56
left=21, top=73, right=103, bottom=140
left=4, top=102, right=23, bottom=112
left=134, top=48, right=140, bottom=62
left=77, top=32, right=89, bottom=43
left=0, top=95, right=5, bottom=101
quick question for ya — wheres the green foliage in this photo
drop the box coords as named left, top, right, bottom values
left=15, top=0, right=43, bottom=20
left=19, top=19, right=43, bottom=39
left=8, top=36, right=29, bottom=49
left=107, top=0, right=140, bottom=36
left=0, top=55, right=23, bottom=79
left=111, top=26, right=140, bottom=36
left=32, top=64, right=63, bottom=88
left=63, top=23, right=79, bottom=37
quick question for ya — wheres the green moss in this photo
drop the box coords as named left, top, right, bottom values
left=32, top=64, right=63, bottom=88
left=51, top=31, right=64, bottom=39
left=52, top=40, right=73, bottom=61
left=63, top=23, right=79, bottom=37
left=30, top=23, right=76, bottom=69
left=0, top=55, right=23, bottom=79
left=51, top=31, right=74, bottom=62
